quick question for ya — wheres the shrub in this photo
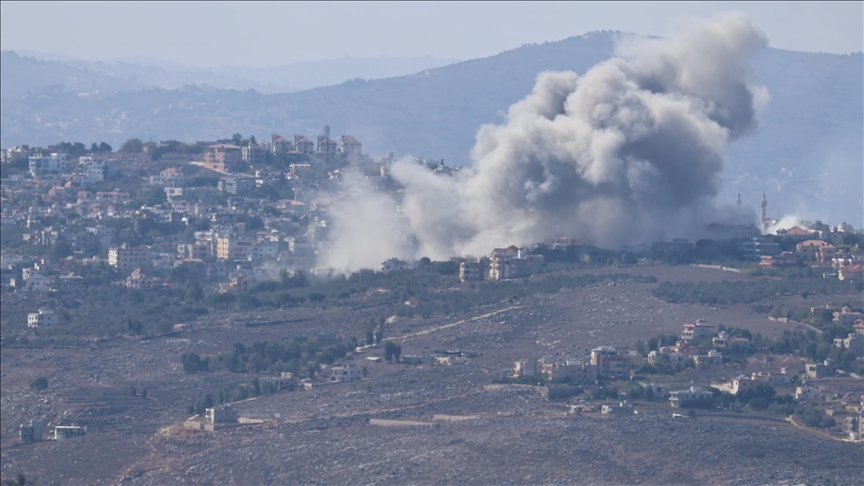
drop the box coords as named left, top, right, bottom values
left=29, top=377, right=48, bottom=391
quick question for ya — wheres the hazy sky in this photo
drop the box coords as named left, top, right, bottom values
left=1, top=1, right=862, bottom=66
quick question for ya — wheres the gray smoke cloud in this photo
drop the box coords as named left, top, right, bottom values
left=321, top=13, right=768, bottom=272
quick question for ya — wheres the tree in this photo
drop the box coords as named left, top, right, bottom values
left=99, top=141, right=112, bottom=152
left=384, top=341, right=400, bottom=362
left=48, top=238, right=72, bottom=261
left=131, top=385, right=138, bottom=396
left=141, top=388, right=148, bottom=399
left=16, top=473, right=26, bottom=486
left=121, top=138, right=144, bottom=153
left=181, top=352, right=208, bottom=373
left=127, top=317, right=143, bottom=337
left=374, top=326, right=385, bottom=344
left=185, top=282, right=204, bottom=303
left=635, top=339, right=647, bottom=357
left=30, top=377, right=48, bottom=391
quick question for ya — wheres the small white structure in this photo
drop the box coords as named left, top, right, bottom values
left=795, top=385, right=821, bottom=401
left=669, top=386, right=713, bottom=408
left=28, top=308, right=58, bottom=328
left=54, top=425, right=86, bottom=440
left=329, top=363, right=365, bottom=383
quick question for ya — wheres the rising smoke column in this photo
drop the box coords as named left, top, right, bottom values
left=323, top=13, right=769, bottom=271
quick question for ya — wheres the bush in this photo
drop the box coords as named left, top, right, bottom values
left=29, top=377, right=48, bottom=391
left=181, top=352, right=209, bottom=373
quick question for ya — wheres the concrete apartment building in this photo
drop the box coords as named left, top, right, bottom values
left=28, top=152, right=68, bottom=176
left=806, top=359, right=836, bottom=378
left=833, top=308, right=864, bottom=327
left=316, top=135, right=338, bottom=158
left=740, top=236, right=780, bottom=260
left=178, top=242, right=211, bottom=260
left=759, top=251, right=796, bottom=267
left=271, top=134, right=293, bottom=155
left=150, top=168, right=186, bottom=188
left=126, top=268, right=162, bottom=289
left=19, top=419, right=43, bottom=443
left=489, top=255, right=527, bottom=280
left=108, top=246, right=153, bottom=272
left=218, top=176, right=255, bottom=196
left=680, top=320, right=715, bottom=341
left=381, top=258, right=410, bottom=272
left=459, top=260, right=483, bottom=282
left=838, top=264, right=864, bottom=281
left=205, top=404, right=238, bottom=424
left=216, top=237, right=253, bottom=260
left=590, top=347, right=631, bottom=379
left=78, top=156, right=107, bottom=182
left=242, top=142, right=267, bottom=166
left=796, top=240, right=836, bottom=264
left=293, top=135, right=315, bottom=155
left=541, top=360, right=598, bottom=383
left=514, top=359, right=539, bottom=377
left=329, top=363, right=365, bottom=382
left=340, top=135, right=363, bottom=157
left=202, top=144, right=242, bottom=172
left=14, top=270, right=51, bottom=292
left=218, top=274, right=251, bottom=294
left=28, top=308, right=58, bottom=328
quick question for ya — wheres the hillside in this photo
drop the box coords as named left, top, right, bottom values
left=1, top=32, right=861, bottom=222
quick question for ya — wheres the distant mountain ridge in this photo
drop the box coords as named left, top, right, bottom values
left=0, top=50, right=462, bottom=97
left=1, top=32, right=861, bottom=222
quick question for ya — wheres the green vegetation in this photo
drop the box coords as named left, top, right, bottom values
left=796, top=407, right=836, bottom=428
left=651, top=278, right=861, bottom=305
left=186, top=375, right=283, bottom=416
left=29, top=376, right=48, bottom=391
left=181, top=336, right=355, bottom=377
left=383, top=341, right=402, bottom=362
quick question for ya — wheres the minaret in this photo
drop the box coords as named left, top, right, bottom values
left=761, top=193, right=767, bottom=227
left=736, top=193, right=742, bottom=208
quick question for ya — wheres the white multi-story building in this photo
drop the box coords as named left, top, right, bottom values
left=28, top=308, right=58, bottom=328
left=205, top=404, right=238, bottom=424
left=381, top=258, right=410, bottom=273
left=29, top=153, right=68, bottom=176
left=14, top=270, right=51, bottom=292
left=108, top=246, right=153, bottom=272
left=78, top=156, right=107, bottom=182
left=149, top=168, right=186, bottom=188
left=329, top=363, right=365, bottom=383
left=489, top=255, right=527, bottom=280
left=459, top=260, right=483, bottom=282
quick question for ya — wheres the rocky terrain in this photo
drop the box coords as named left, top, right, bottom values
left=2, top=265, right=862, bottom=485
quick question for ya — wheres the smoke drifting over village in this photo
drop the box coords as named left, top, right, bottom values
left=322, top=14, right=769, bottom=272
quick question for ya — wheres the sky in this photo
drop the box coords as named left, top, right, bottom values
left=1, top=1, right=862, bottom=67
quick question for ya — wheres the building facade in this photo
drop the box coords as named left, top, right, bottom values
left=28, top=308, right=58, bottom=328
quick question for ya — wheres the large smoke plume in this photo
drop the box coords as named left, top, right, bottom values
left=320, top=14, right=768, bottom=272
